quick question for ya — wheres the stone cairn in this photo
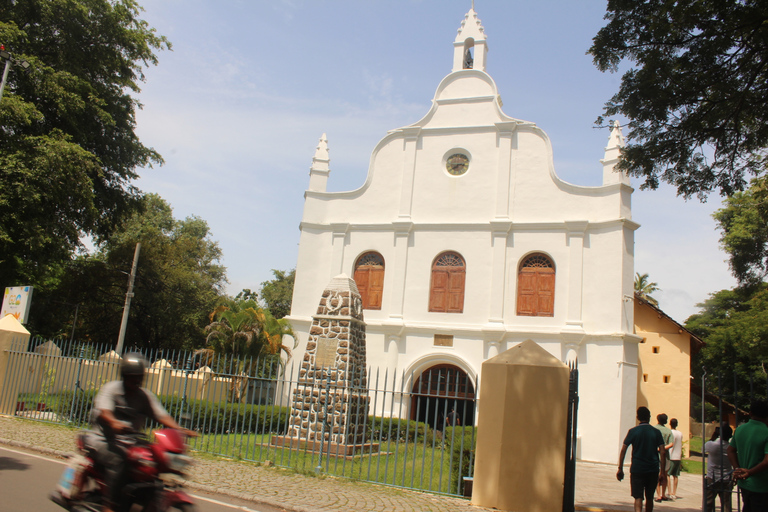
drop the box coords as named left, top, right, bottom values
left=272, top=274, right=374, bottom=456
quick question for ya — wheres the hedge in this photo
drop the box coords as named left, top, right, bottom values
left=30, top=390, right=437, bottom=443
left=444, top=426, right=476, bottom=495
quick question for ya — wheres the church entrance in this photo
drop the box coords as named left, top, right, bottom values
left=410, top=364, right=475, bottom=431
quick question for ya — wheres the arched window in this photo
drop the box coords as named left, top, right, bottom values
left=410, top=364, right=476, bottom=430
left=429, top=252, right=466, bottom=313
left=463, top=38, right=475, bottom=69
left=354, top=252, right=384, bottom=310
left=517, top=253, right=555, bottom=317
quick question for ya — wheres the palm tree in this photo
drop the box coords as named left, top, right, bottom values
left=200, top=299, right=296, bottom=402
left=256, top=308, right=296, bottom=377
left=634, top=272, right=660, bottom=306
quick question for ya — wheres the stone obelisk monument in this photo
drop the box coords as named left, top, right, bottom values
left=272, top=274, right=373, bottom=456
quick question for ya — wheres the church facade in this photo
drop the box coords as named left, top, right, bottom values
left=286, top=8, right=640, bottom=464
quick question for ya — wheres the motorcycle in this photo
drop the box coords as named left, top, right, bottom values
left=50, top=428, right=196, bottom=512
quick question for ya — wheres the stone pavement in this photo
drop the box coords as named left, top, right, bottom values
left=0, top=415, right=705, bottom=512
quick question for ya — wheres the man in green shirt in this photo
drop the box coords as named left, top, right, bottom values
left=654, top=413, right=674, bottom=501
left=728, top=400, right=768, bottom=512
left=618, top=407, right=667, bottom=512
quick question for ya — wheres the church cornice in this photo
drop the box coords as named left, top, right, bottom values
left=286, top=313, right=639, bottom=342
left=299, top=218, right=638, bottom=233
left=435, top=95, right=498, bottom=106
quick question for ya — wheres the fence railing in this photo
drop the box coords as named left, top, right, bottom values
left=698, top=368, right=768, bottom=512
left=1, top=337, right=477, bottom=497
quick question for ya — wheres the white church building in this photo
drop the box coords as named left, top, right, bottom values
left=286, top=8, right=641, bottom=464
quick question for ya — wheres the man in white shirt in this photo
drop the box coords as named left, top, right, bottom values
left=668, top=418, right=684, bottom=499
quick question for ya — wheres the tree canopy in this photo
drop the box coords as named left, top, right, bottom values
left=634, top=272, right=660, bottom=306
left=589, top=0, right=768, bottom=198
left=260, top=269, right=295, bottom=319
left=714, top=177, right=768, bottom=285
left=686, top=283, right=768, bottom=407
left=0, top=0, right=170, bottom=285
left=29, top=194, right=227, bottom=350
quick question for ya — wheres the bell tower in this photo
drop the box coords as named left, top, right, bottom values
left=452, top=7, right=488, bottom=72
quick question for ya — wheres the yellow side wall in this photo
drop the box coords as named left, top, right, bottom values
left=634, top=302, right=692, bottom=449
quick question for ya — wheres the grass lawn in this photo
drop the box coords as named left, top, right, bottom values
left=683, top=435, right=704, bottom=474
left=189, top=432, right=468, bottom=495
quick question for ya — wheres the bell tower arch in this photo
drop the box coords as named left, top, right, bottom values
left=452, top=7, right=488, bottom=72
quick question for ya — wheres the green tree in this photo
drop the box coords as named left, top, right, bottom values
left=0, top=0, right=170, bottom=285
left=28, top=194, right=227, bottom=350
left=634, top=272, right=660, bottom=306
left=201, top=298, right=294, bottom=401
left=686, top=284, right=768, bottom=409
left=205, top=304, right=264, bottom=359
left=589, top=1, right=768, bottom=198
left=203, top=297, right=294, bottom=362
left=714, top=177, right=768, bottom=285
left=260, top=269, right=295, bottom=319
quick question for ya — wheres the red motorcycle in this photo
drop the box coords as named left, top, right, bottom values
left=50, top=428, right=196, bottom=512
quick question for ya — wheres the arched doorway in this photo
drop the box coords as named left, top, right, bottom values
left=410, top=364, right=475, bottom=430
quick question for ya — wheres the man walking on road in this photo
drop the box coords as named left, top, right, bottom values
left=728, top=400, right=768, bottom=512
left=668, top=418, right=683, bottom=499
left=617, top=406, right=667, bottom=512
left=654, top=413, right=674, bottom=502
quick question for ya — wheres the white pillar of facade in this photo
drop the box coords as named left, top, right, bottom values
left=488, top=221, right=511, bottom=323
left=564, top=221, right=588, bottom=331
left=388, top=221, right=413, bottom=320
left=494, top=122, right=517, bottom=219
left=397, top=128, right=421, bottom=219
left=386, top=335, right=400, bottom=370
left=330, top=224, right=348, bottom=279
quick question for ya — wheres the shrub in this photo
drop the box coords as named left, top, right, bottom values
left=444, top=426, right=476, bottom=495
left=366, top=416, right=430, bottom=443
left=159, top=395, right=291, bottom=435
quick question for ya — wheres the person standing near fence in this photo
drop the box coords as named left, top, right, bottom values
left=653, top=413, right=674, bottom=502
left=706, top=424, right=733, bottom=512
left=617, top=406, right=667, bottom=512
left=728, top=400, right=768, bottom=512
left=667, top=418, right=683, bottom=499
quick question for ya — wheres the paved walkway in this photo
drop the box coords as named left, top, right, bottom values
left=0, top=416, right=705, bottom=512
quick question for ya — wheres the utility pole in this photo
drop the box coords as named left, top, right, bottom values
left=0, top=46, right=30, bottom=102
left=116, top=243, right=141, bottom=354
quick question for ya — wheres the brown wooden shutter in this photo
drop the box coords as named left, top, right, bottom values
left=429, top=270, right=448, bottom=312
left=447, top=271, right=465, bottom=313
left=354, top=267, right=371, bottom=309
left=517, top=269, right=538, bottom=316
left=368, top=267, right=384, bottom=309
left=537, top=270, right=555, bottom=316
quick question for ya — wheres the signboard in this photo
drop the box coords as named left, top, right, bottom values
left=315, top=337, right=338, bottom=368
left=1, top=286, right=34, bottom=324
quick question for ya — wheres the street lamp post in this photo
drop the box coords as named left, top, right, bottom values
left=0, top=47, right=30, bottom=102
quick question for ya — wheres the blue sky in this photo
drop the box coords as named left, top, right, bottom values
left=131, top=1, right=735, bottom=323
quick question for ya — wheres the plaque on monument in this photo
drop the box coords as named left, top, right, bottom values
left=315, top=337, right=338, bottom=367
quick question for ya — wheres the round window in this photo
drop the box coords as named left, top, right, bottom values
left=445, top=153, right=469, bottom=176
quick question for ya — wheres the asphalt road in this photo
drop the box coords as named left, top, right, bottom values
left=0, top=446, right=283, bottom=512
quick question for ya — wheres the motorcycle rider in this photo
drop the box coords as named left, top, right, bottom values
left=89, top=352, right=196, bottom=512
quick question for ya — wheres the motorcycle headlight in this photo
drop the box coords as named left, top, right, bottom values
left=167, top=453, right=192, bottom=473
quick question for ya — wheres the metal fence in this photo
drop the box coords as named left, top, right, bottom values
left=1, top=336, right=477, bottom=497
left=698, top=368, right=768, bottom=512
